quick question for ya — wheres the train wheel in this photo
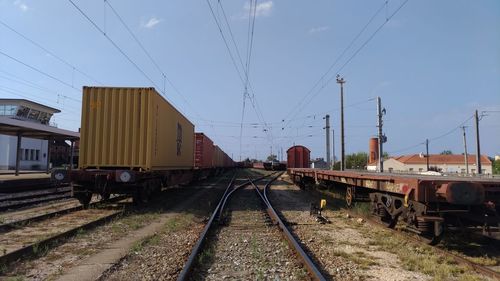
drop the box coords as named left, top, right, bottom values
left=416, top=220, right=444, bottom=245
left=75, top=192, right=92, bottom=209
left=372, top=202, right=398, bottom=228
left=345, top=186, right=354, bottom=208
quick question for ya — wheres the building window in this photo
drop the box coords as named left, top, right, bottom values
left=419, top=168, right=423, bottom=172
left=24, top=149, right=29, bottom=161
left=30, top=149, right=35, bottom=161
left=409, top=168, right=413, bottom=172
left=461, top=169, right=465, bottom=173
left=481, top=169, right=486, bottom=174
left=471, top=169, right=476, bottom=173
left=388, top=168, right=393, bottom=173
left=36, top=150, right=40, bottom=161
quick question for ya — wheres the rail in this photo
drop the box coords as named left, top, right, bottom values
left=250, top=173, right=327, bottom=281
left=176, top=171, right=275, bottom=281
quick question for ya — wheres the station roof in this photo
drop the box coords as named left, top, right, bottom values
left=0, top=99, right=61, bottom=113
left=0, top=116, right=79, bottom=140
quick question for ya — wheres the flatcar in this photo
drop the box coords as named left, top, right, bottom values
left=289, top=168, right=500, bottom=244
left=52, top=87, right=234, bottom=207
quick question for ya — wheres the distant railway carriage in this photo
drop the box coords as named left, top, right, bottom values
left=52, top=87, right=234, bottom=207
left=287, top=145, right=310, bottom=168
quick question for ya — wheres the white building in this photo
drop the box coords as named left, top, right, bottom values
left=0, top=99, right=60, bottom=171
left=367, top=154, right=492, bottom=175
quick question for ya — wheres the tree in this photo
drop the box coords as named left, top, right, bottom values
left=440, top=150, right=453, bottom=155
left=266, top=154, right=277, bottom=162
left=493, top=159, right=500, bottom=175
left=345, top=152, right=368, bottom=170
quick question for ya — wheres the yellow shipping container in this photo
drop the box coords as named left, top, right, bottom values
left=79, top=87, right=194, bottom=170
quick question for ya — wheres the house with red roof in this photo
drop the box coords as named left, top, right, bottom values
left=367, top=154, right=492, bottom=174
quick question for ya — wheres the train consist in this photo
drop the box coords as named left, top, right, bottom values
left=288, top=146, right=500, bottom=244
left=52, top=87, right=234, bottom=206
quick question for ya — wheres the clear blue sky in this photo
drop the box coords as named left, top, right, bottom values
left=1, top=0, right=499, bottom=161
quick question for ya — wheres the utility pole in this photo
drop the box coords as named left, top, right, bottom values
left=474, top=110, right=482, bottom=174
left=376, top=97, right=386, bottom=173
left=332, top=129, right=335, bottom=170
left=461, top=126, right=469, bottom=174
left=426, top=139, right=430, bottom=171
left=324, top=114, right=331, bottom=169
left=336, top=75, right=346, bottom=171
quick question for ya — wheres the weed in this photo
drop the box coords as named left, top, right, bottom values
left=198, top=247, right=214, bottom=265
left=32, top=242, right=49, bottom=257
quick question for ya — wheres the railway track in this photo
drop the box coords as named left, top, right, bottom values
left=178, top=172, right=326, bottom=281
left=0, top=195, right=126, bottom=233
left=0, top=184, right=72, bottom=211
left=0, top=196, right=129, bottom=266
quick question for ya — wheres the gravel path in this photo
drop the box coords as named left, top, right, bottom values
left=191, top=183, right=310, bottom=280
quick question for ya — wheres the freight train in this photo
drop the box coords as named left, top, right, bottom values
left=52, top=87, right=234, bottom=207
left=287, top=145, right=500, bottom=244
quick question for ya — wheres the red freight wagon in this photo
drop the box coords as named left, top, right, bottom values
left=287, top=145, right=310, bottom=168
left=195, top=133, right=214, bottom=168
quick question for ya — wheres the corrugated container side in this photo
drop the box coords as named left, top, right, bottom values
left=79, top=87, right=194, bottom=170
left=195, top=133, right=214, bottom=168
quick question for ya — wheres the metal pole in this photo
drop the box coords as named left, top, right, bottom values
left=336, top=76, right=346, bottom=171
left=46, top=137, right=52, bottom=174
left=377, top=97, right=384, bottom=173
left=426, top=139, right=430, bottom=171
left=332, top=129, right=335, bottom=170
left=70, top=140, right=74, bottom=171
left=325, top=114, right=331, bottom=169
left=461, top=126, right=468, bottom=174
left=474, top=110, right=482, bottom=174
left=15, top=132, right=22, bottom=176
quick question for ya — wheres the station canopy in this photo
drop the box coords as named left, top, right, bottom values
left=0, top=116, right=79, bottom=140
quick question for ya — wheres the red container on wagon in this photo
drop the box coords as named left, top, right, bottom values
left=195, top=133, right=214, bottom=168
left=287, top=145, right=310, bottom=168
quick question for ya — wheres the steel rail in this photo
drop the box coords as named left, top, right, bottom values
left=0, top=195, right=128, bottom=233
left=0, top=206, right=125, bottom=266
left=177, top=171, right=276, bottom=281
left=250, top=173, right=327, bottom=281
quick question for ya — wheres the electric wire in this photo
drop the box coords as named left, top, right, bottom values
left=0, top=19, right=103, bottom=85
left=67, top=0, right=179, bottom=108
left=282, top=0, right=409, bottom=130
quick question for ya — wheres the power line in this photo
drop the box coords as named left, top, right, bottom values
left=104, top=0, right=204, bottom=121
left=205, top=0, right=246, bottom=84
left=0, top=19, right=103, bottom=85
left=388, top=114, right=474, bottom=155
left=282, top=2, right=387, bottom=124
left=67, top=0, right=178, bottom=107
left=0, top=50, right=81, bottom=92
left=282, top=0, right=410, bottom=128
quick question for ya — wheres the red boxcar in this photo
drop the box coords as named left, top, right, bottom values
left=195, top=133, right=214, bottom=168
left=287, top=145, right=310, bottom=168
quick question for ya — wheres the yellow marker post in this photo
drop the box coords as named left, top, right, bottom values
left=320, top=199, right=327, bottom=209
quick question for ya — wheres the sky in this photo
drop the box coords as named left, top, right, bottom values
left=0, top=0, right=499, bottom=161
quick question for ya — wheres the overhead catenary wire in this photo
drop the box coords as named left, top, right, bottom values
left=282, top=2, right=387, bottom=124
left=282, top=0, right=410, bottom=130
left=67, top=0, right=182, bottom=110
left=0, top=50, right=82, bottom=94
left=387, top=114, right=475, bottom=155
left=0, top=19, right=103, bottom=85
